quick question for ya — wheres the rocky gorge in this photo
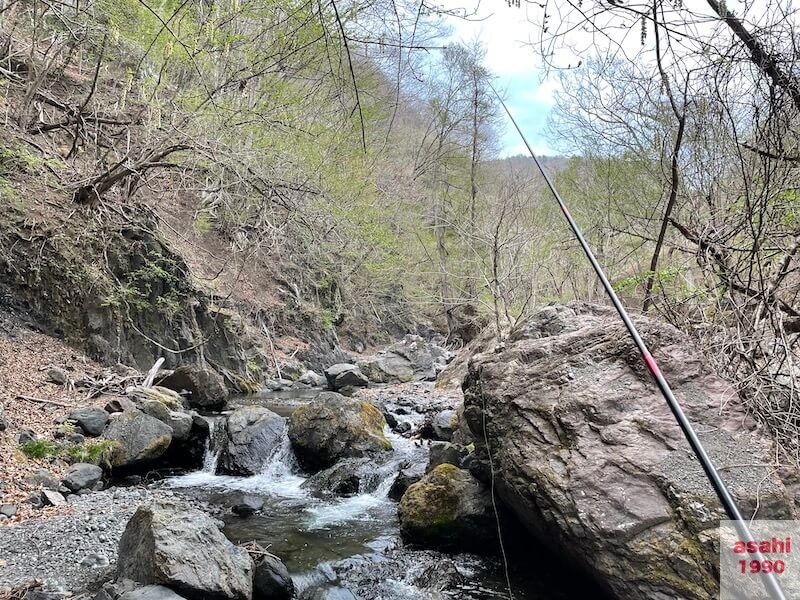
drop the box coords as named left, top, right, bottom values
left=0, top=305, right=787, bottom=600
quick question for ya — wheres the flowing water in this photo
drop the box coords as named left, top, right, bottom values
left=165, top=391, right=608, bottom=599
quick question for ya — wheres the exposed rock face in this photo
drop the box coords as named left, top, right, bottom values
left=156, top=365, right=228, bottom=411
left=117, top=501, right=254, bottom=600
left=357, top=335, right=454, bottom=384
left=288, top=392, right=392, bottom=471
left=398, top=464, right=495, bottom=551
left=68, top=406, right=109, bottom=437
left=431, top=409, right=458, bottom=441
left=462, top=303, right=798, bottom=600
left=217, top=406, right=285, bottom=476
left=103, top=409, right=172, bottom=468
left=323, top=364, right=368, bottom=392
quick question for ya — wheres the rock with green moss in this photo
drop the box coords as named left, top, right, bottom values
left=127, top=386, right=185, bottom=410
left=102, top=409, right=172, bottom=469
left=398, top=464, right=494, bottom=551
left=287, top=392, right=391, bottom=471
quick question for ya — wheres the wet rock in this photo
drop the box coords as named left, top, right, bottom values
left=156, top=365, right=228, bottom=411
left=231, top=495, right=264, bottom=517
left=119, top=586, right=188, bottom=600
left=41, top=490, right=67, bottom=507
left=127, top=386, right=185, bottom=410
left=253, top=554, right=294, bottom=600
left=388, top=461, right=426, bottom=501
left=62, top=463, right=104, bottom=493
left=217, top=406, right=285, bottom=476
left=117, top=500, right=253, bottom=600
left=394, top=421, right=411, bottom=435
left=299, top=370, right=325, bottom=387
left=288, top=392, right=391, bottom=471
left=301, top=458, right=375, bottom=497
left=68, top=406, right=110, bottom=437
left=462, top=302, right=800, bottom=600
left=398, top=464, right=494, bottom=551
left=47, top=367, right=68, bottom=385
left=0, top=504, right=17, bottom=517
left=103, top=409, right=172, bottom=469
left=167, top=411, right=194, bottom=442
left=323, top=364, right=368, bottom=392
left=431, top=409, right=458, bottom=441
left=427, top=442, right=468, bottom=472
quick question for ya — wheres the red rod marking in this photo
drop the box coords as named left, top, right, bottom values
left=643, top=352, right=661, bottom=379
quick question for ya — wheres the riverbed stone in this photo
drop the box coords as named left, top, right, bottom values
left=0, top=504, right=16, bottom=517
left=323, top=364, right=368, bottom=392
left=388, top=461, right=426, bottom=501
left=117, top=500, right=253, bottom=600
left=68, top=406, right=110, bottom=437
left=102, top=409, right=172, bottom=469
left=253, top=554, right=294, bottom=600
left=288, top=392, right=391, bottom=471
left=398, top=464, right=494, bottom=551
left=62, top=463, right=103, bottom=493
left=431, top=409, right=458, bottom=441
left=462, top=302, right=799, bottom=600
left=299, top=370, right=325, bottom=387
left=217, top=406, right=285, bottom=476
left=119, top=586, right=188, bottom=600
left=156, top=365, right=228, bottom=411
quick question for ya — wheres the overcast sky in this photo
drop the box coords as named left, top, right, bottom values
left=440, top=2, right=561, bottom=158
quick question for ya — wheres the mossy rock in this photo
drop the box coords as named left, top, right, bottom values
left=398, top=464, right=495, bottom=552
left=287, top=392, right=391, bottom=471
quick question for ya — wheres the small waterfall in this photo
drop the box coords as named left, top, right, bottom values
left=201, top=416, right=225, bottom=473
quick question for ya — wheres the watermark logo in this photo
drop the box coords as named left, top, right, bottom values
left=720, top=520, right=800, bottom=599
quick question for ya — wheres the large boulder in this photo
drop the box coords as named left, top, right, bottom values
left=357, top=335, right=454, bottom=384
left=68, top=406, right=110, bottom=437
left=117, top=501, right=253, bottom=600
left=288, top=392, right=391, bottom=471
left=217, top=406, right=285, bottom=476
left=323, top=364, right=368, bottom=392
left=462, top=303, right=798, bottom=600
left=102, top=409, right=172, bottom=469
left=156, top=365, right=228, bottom=411
left=398, top=464, right=495, bottom=551
left=253, top=553, right=294, bottom=600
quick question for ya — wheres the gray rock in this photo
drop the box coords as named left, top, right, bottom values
left=398, top=464, right=494, bottom=551
left=301, top=458, right=376, bottom=497
left=17, top=429, right=36, bottom=444
left=323, top=364, right=368, bottom=392
left=357, top=335, right=455, bottom=384
left=68, top=406, right=110, bottom=437
left=126, top=386, right=185, bottom=410
left=298, top=370, right=325, bottom=387
left=0, top=504, right=17, bottom=517
left=26, top=468, right=61, bottom=490
left=462, top=302, right=800, bottom=600
left=168, top=411, right=194, bottom=442
left=278, top=359, right=306, bottom=381
left=105, top=397, right=137, bottom=414
left=217, top=406, right=285, bottom=476
left=41, top=490, right=67, bottom=507
left=102, top=409, right=172, bottom=469
left=119, top=586, right=188, bottom=600
left=156, top=365, right=228, bottom=411
left=0, top=402, right=6, bottom=431
left=426, top=441, right=467, bottom=472
left=356, top=354, right=414, bottom=384
left=388, top=461, right=426, bottom=501
left=231, top=495, right=264, bottom=517
left=136, top=399, right=171, bottom=424
left=288, top=392, right=391, bottom=471
left=79, top=552, right=110, bottom=568
left=62, top=463, right=103, bottom=493
left=117, top=501, right=253, bottom=600
left=431, top=409, right=458, bottom=441
left=47, top=367, right=68, bottom=385
left=253, top=554, right=294, bottom=600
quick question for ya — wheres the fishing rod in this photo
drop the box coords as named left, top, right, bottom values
left=489, top=83, right=787, bottom=600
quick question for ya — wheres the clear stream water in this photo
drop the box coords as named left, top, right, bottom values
left=164, top=391, right=609, bottom=599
